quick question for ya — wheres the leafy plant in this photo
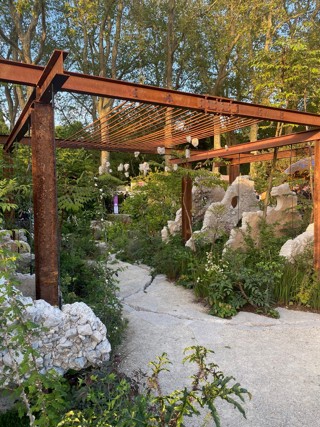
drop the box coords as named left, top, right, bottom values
left=60, top=217, right=126, bottom=347
left=57, top=346, right=251, bottom=427
left=0, top=236, right=71, bottom=427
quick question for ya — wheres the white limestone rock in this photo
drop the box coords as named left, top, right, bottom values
left=187, top=176, right=259, bottom=249
left=224, top=183, right=302, bottom=251
left=280, top=223, right=314, bottom=262
left=161, top=179, right=225, bottom=242
left=0, top=289, right=111, bottom=383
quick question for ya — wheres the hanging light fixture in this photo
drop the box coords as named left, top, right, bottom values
left=191, top=138, right=199, bottom=147
left=134, top=151, right=140, bottom=158
left=157, top=146, right=166, bottom=155
left=186, top=135, right=192, bottom=143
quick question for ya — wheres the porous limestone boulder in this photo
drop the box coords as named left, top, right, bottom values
left=0, top=286, right=111, bottom=382
left=186, top=176, right=259, bottom=249
left=225, top=183, right=302, bottom=251
left=161, top=179, right=225, bottom=242
left=280, top=223, right=314, bottom=262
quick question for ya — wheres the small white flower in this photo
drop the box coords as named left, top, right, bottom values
left=134, top=151, right=140, bottom=157
left=109, top=169, right=113, bottom=173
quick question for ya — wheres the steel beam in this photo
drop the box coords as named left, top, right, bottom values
left=2, top=51, right=320, bottom=128
left=182, top=175, right=192, bottom=243
left=31, top=102, right=59, bottom=305
left=171, top=129, right=320, bottom=164
left=228, top=146, right=315, bottom=165
left=4, top=50, right=68, bottom=152
left=3, top=89, right=36, bottom=152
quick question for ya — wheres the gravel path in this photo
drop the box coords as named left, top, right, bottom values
left=112, top=258, right=320, bottom=427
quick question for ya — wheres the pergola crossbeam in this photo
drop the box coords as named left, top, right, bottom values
left=170, top=129, right=320, bottom=164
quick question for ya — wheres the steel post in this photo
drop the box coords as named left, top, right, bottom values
left=228, top=164, right=240, bottom=184
left=31, top=102, right=59, bottom=305
left=182, top=175, right=192, bottom=243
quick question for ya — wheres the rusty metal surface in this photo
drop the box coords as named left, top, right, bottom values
left=181, top=176, right=192, bottom=243
left=4, top=51, right=68, bottom=153
left=2, top=50, right=320, bottom=133
left=171, top=129, right=320, bottom=164
left=228, top=146, right=315, bottom=165
left=31, top=102, right=59, bottom=306
left=3, top=89, right=36, bottom=152
left=228, top=164, right=240, bottom=184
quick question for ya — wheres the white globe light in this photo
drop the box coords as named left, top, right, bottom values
left=191, top=138, right=199, bottom=147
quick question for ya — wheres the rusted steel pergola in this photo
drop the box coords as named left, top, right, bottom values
left=1, top=49, right=320, bottom=305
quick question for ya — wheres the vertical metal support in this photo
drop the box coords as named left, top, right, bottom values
left=31, top=102, right=59, bottom=305
left=228, top=164, right=240, bottom=185
left=182, top=175, right=192, bottom=243
left=314, top=140, right=320, bottom=276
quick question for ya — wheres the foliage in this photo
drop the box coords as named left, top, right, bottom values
left=275, top=245, right=320, bottom=310
left=195, top=221, right=286, bottom=318
left=0, top=235, right=71, bottom=427
left=60, top=217, right=126, bottom=348
left=0, top=409, right=29, bottom=427
left=57, top=346, right=251, bottom=427
left=0, top=178, right=18, bottom=221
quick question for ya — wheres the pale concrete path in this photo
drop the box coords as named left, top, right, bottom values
left=112, top=258, right=320, bottom=427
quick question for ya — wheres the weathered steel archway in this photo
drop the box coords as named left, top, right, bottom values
left=1, top=49, right=320, bottom=305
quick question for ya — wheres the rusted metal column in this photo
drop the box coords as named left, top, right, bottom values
left=228, top=164, right=240, bottom=184
left=314, top=140, right=320, bottom=276
left=31, top=102, right=59, bottom=305
left=182, top=175, right=192, bottom=243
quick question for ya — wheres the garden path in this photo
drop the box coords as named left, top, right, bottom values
left=112, top=258, right=320, bottom=427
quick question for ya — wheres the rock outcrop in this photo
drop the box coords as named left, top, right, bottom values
left=0, top=286, right=111, bottom=381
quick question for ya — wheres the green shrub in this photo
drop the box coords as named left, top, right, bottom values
left=195, top=221, right=286, bottom=318
left=276, top=244, right=320, bottom=310
left=57, top=346, right=250, bottom=427
left=0, top=409, right=29, bottom=427
left=60, top=218, right=126, bottom=348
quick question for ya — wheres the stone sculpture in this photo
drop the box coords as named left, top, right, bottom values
left=225, top=183, right=302, bottom=251
left=280, top=223, right=314, bottom=262
left=161, top=178, right=225, bottom=242
left=186, top=176, right=259, bottom=249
